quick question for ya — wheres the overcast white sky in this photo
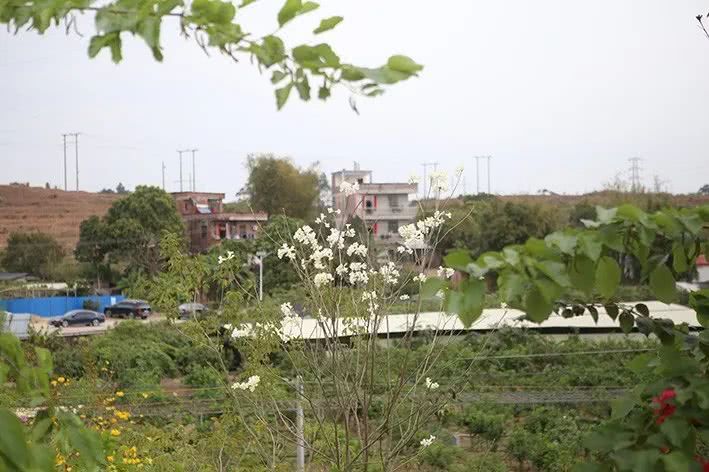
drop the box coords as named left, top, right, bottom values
left=1, top=0, right=708, bottom=197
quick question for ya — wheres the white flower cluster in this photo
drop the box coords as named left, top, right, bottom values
left=294, top=225, right=318, bottom=247
left=429, top=170, right=449, bottom=192
left=413, top=273, right=427, bottom=283
left=338, top=181, right=360, bottom=196
left=399, top=294, right=410, bottom=301
left=397, top=211, right=452, bottom=253
left=437, top=266, right=455, bottom=279
left=379, top=262, right=400, bottom=285
left=420, top=435, right=436, bottom=448
left=346, top=242, right=367, bottom=258
left=435, top=289, right=445, bottom=299
left=327, top=207, right=341, bottom=215
left=314, top=213, right=331, bottom=227
left=501, top=302, right=508, bottom=309
left=280, top=302, right=296, bottom=318
left=348, top=261, right=368, bottom=285
left=277, top=243, right=296, bottom=260
left=218, top=250, right=236, bottom=265
left=425, top=377, right=440, bottom=390
left=310, top=247, right=334, bottom=270
left=314, top=272, right=334, bottom=288
left=361, top=291, right=379, bottom=318
left=232, top=375, right=260, bottom=392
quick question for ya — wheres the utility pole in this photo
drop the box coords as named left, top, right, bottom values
left=190, top=149, right=198, bottom=191
left=421, top=162, right=438, bottom=199
left=295, top=375, right=305, bottom=472
left=486, top=155, right=492, bottom=194
left=161, top=161, right=166, bottom=191
left=63, top=133, right=80, bottom=190
left=628, top=157, right=643, bottom=193
left=177, top=150, right=188, bottom=192
left=473, top=156, right=483, bottom=194
left=62, top=134, right=68, bottom=191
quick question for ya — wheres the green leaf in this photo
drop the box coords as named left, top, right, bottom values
left=275, top=83, right=293, bottom=110
left=295, top=78, right=310, bottom=100
left=596, top=206, right=617, bottom=224
left=662, top=451, right=698, bottom=472
left=524, top=286, right=553, bottom=323
left=277, top=0, right=301, bottom=26
left=313, top=15, right=343, bottom=34
left=689, top=289, right=709, bottom=328
left=649, top=264, right=677, bottom=304
left=595, top=256, right=621, bottom=299
left=447, top=278, right=485, bottom=327
left=386, top=55, right=423, bottom=74
left=317, top=86, right=330, bottom=100
left=605, top=303, right=619, bottom=321
left=497, top=271, right=525, bottom=305
left=610, top=395, right=636, bottom=419
left=443, top=249, right=472, bottom=271
left=635, top=303, right=649, bottom=317
left=300, top=1, right=319, bottom=14
left=659, top=417, right=689, bottom=448
left=0, top=409, right=31, bottom=470
left=569, top=255, right=595, bottom=294
left=66, top=422, right=105, bottom=468
left=545, top=231, right=577, bottom=255
left=619, top=311, right=634, bottom=334
left=535, top=260, right=571, bottom=287
left=420, top=277, right=447, bottom=298
left=271, top=70, right=287, bottom=84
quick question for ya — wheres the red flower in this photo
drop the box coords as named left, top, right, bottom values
left=652, top=388, right=677, bottom=425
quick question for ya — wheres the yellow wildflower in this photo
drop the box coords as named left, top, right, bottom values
left=116, top=391, right=124, bottom=397
left=110, top=429, right=121, bottom=436
left=107, top=455, right=114, bottom=463
left=57, top=377, right=65, bottom=383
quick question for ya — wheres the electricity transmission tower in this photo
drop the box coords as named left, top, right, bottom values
left=628, top=157, right=643, bottom=193
left=473, top=156, right=492, bottom=194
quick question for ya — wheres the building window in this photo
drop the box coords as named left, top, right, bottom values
left=388, top=220, right=398, bottom=233
left=357, top=178, right=364, bottom=184
left=388, top=195, right=400, bottom=208
left=200, top=224, right=208, bottom=239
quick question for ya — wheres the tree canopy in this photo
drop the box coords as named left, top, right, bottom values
left=244, top=154, right=321, bottom=220
left=1, top=232, right=65, bottom=279
left=0, top=0, right=422, bottom=110
left=75, top=186, right=184, bottom=275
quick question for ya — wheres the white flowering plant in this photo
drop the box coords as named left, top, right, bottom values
left=148, top=169, right=490, bottom=470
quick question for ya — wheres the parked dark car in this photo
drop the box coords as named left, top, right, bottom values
left=50, top=310, right=105, bottom=328
left=104, top=300, right=152, bottom=319
left=178, top=303, right=207, bottom=319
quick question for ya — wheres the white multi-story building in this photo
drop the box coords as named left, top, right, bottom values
left=332, top=167, right=418, bottom=244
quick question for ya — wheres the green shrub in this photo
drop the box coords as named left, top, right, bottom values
left=450, top=453, right=508, bottom=472
left=462, top=406, right=507, bottom=448
left=184, top=365, right=223, bottom=398
left=82, top=299, right=100, bottom=311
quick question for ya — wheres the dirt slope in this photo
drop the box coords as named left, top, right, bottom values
left=0, top=185, right=122, bottom=250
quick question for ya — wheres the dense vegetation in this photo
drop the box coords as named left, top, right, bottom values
left=5, top=322, right=665, bottom=471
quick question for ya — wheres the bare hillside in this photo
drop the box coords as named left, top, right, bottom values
left=0, top=185, right=122, bottom=250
